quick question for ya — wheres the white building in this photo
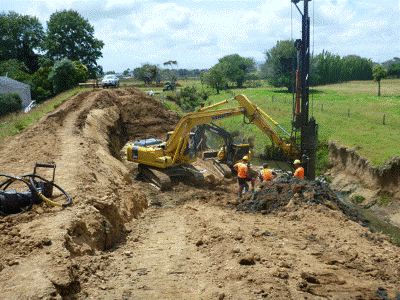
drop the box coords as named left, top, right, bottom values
left=0, top=76, right=32, bottom=109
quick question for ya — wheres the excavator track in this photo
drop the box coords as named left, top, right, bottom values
left=212, top=159, right=232, bottom=178
left=174, top=164, right=205, bottom=187
left=138, top=164, right=172, bottom=191
left=138, top=164, right=205, bottom=190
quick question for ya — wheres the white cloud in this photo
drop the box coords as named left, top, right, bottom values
left=2, top=0, right=399, bottom=70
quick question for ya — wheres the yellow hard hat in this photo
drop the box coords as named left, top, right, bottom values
left=243, top=156, right=249, bottom=161
left=293, top=159, right=301, bottom=165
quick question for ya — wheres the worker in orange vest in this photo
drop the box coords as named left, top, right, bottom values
left=259, top=163, right=277, bottom=182
left=233, top=156, right=255, bottom=198
left=293, top=159, right=304, bottom=179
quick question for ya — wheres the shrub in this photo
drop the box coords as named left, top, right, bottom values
left=178, top=86, right=202, bottom=111
left=0, top=93, right=22, bottom=117
left=351, top=195, right=365, bottom=204
left=73, top=61, right=89, bottom=83
left=31, top=66, right=53, bottom=102
left=165, top=86, right=203, bottom=112
left=48, top=58, right=76, bottom=94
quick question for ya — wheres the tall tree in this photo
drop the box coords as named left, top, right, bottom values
left=309, top=50, right=373, bottom=86
left=372, top=65, right=387, bottom=97
left=261, top=40, right=296, bottom=92
left=204, top=64, right=227, bottom=94
left=386, top=57, right=400, bottom=78
left=163, top=60, right=178, bottom=83
left=0, top=59, right=31, bottom=83
left=218, top=54, right=255, bottom=88
left=0, top=11, right=44, bottom=73
left=134, top=64, right=161, bottom=84
left=43, top=10, right=104, bottom=78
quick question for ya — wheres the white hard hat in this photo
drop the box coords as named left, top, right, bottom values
left=293, top=159, right=301, bottom=165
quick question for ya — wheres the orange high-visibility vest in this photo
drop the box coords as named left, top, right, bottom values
left=294, top=167, right=304, bottom=179
left=234, top=162, right=248, bottom=178
left=261, top=169, right=272, bottom=181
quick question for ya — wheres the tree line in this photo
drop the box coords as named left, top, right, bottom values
left=261, top=40, right=375, bottom=92
left=0, top=10, right=104, bottom=107
left=199, top=40, right=399, bottom=96
left=132, top=39, right=398, bottom=112
left=132, top=63, right=207, bottom=84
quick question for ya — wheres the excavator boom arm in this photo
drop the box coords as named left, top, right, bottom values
left=165, top=107, right=245, bottom=158
left=198, top=94, right=298, bottom=158
left=234, top=95, right=298, bottom=158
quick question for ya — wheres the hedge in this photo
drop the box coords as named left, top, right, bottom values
left=0, top=93, right=22, bottom=117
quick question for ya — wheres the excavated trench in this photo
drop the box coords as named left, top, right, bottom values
left=72, top=88, right=182, bottom=251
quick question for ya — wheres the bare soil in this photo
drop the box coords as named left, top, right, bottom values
left=0, top=88, right=400, bottom=300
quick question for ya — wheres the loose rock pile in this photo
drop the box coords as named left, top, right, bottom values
left=239, top=176, right=367, bottom=225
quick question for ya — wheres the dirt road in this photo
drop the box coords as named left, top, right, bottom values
left=0, top=88, right=399, bottom=299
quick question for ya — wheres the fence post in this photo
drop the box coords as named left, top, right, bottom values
left=321, top=104, right=323, bottom=112
left=348, top=109, right=350, bottom=117
left=383, top=114, right=386, bottom=125
left=272, top=96, right=274, bottom=102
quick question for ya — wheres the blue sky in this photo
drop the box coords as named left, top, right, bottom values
left=2, top=0, right=399, bottom=72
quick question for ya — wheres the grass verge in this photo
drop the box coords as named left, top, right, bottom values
left=0, top=87, right=88, bottom=142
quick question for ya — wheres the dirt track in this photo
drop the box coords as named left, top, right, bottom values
left=0, top=88, right=400, bottom=299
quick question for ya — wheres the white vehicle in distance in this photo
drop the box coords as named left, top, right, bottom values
left=101, top=74, right=120, bottom=88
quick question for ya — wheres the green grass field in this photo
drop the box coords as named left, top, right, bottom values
left=155, top=79, right=399, bottom=167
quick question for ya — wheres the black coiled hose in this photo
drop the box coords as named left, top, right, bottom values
left=0, top=174, right=72, bottom=216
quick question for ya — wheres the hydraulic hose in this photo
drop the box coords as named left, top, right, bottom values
left=0, top=175, right=37, bottom=216
left=0, top=173, right=72, bottom=216
left=23, top=174, right=72, bottom=207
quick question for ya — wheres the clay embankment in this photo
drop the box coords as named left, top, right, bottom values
left=329, top=142, right=400, bottom=225
left=329, top=142, right=400, bottom=205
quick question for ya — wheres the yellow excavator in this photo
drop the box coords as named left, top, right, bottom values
left=127, top=94, right=299, bottom=190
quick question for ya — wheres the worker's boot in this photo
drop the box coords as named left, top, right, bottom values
left=243, top=184, right=249, bottom=195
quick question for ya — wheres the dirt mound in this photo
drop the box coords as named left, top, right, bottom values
left=239, top=176, right=366, bottom=225
left=0, top=88, right=181, bottom=298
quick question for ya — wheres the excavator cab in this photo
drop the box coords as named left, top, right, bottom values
left=216, top=143, right=251, bottom=166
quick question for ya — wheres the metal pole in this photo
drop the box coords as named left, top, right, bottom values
left=292, top=0, right=318, bottom=180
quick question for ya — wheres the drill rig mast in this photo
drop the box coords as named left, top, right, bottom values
left=292, top=0, right=318, bottom=180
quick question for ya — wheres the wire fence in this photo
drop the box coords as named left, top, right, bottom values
left=270, top=96, right=393, bottom=126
